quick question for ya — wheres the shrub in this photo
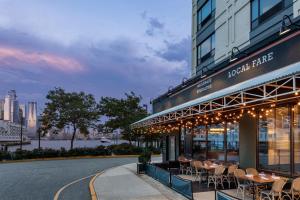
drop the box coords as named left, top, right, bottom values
left=109, top=143, right=143, bottom=155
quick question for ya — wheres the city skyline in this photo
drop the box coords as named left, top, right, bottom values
left=0, top=0, right=191, bottom=111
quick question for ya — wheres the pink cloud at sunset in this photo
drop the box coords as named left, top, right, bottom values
left=0, top=46, right=84, bottom=73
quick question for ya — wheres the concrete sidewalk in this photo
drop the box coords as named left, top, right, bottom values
left=93, top=163, right=188, bottom=200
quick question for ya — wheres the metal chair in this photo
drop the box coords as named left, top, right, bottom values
left=223, top=164, right=238, bottom=188
left=260, top=178, right=287, bottom=200
left=193, top=161, right=206, bottom=183
left=246, top=168, right=259, bottom=176
left=282, top=177, right=300, bottom=200
left=234, top=169, right=251, bottom=200
left=207, top=165, right=226, bottom=189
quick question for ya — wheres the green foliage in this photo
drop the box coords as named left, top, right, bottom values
left=99, top=92, right=147, bottom=143
left=109, top=143, right=144, bottom=155
left=138, top=150, right=152, bottom=164
left=40, top=88, right=101, bottom=149
left=0, top=145, right=160, bottom=161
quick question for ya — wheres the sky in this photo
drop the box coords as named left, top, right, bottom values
left=0, top=0, right=191, bottom=112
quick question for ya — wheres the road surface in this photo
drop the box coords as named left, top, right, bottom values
left=0, top=157, right=137, bottom=200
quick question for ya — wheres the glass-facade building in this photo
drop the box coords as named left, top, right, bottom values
left=133, top=0, right=300, bottom=177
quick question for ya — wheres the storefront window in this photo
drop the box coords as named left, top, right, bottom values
left=294, top=105, right=300, bottom=175
left=227, top=122, right=239, bottom=163
left=207, top=124, right=225, bottom=161
left=193, top=125, right=207, bottom=160
left=258, top=107, right=290, bottom=173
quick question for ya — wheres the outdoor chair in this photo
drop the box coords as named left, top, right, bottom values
left=282, top=177, right=300, bottom=200
left=234, top=169, right=251, bottom=200
left=193, top=161, right=206, bottom=183
left=178, top=156, right=187, bottom=174
left=260, top=178, right=287, bottom=200
left=204, top=160, right=213, bottom=166
left=222, top=164, right=238, bottom=188
left=207, top=165, right=226, bottom=189
left=186, top=160, right=195, bottom=175
left=246, top=168, right=259, bottom=176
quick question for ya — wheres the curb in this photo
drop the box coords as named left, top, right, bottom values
left=0, top=154, right=161, bottom=164
left=89, top=172, right=103, bottom=200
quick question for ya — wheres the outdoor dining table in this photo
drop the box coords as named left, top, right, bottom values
left=201, top=163, right=220, bottom=181
left=240, top=173, right=281, bottom=200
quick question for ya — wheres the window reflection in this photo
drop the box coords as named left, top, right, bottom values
left=193, top=125, right=207, bottom=160
left=258, top=107, right=290, bottom=173
left=207, top=124, right=225, bottom=161
left=294, top=106, right=300, bottom=175
left=227, top=122, right=239, bottom=162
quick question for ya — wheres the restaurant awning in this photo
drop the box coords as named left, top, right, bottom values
left=132, top=61, right=300, bottom=128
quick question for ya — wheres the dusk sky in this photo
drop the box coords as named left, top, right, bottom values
left=0, top=0, right=191, bottom=112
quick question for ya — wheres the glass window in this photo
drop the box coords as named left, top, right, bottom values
left=207, top=124, right=225, bottom=161
left=200, top=37, right=211, bottom=58
left=258, top=107, right=291, bottom=173
left=227, top=122, right=239, bottom=163
left=260, top=0, right=281, bottom=15
left=294, top=105, right=300, bottom=175
left=251, top=0, right=259, bottom=22
left=201, top=0, right=212, bottom=22
left=193, top=126, right=207, bottom=160
left=198, top=33, right=215, bottom=61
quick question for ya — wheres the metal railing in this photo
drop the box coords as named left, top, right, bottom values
left=145, top=164, right=193, bottom=200
left=215, top=190, right=241, bottom=200
left=170, top=175, right=194, bottom=200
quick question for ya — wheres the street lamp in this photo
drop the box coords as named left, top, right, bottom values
left=279, top=15, right=300, bottom=36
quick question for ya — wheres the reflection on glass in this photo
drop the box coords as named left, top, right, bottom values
left=227, top=122, right=239, bottom=162
left=258, top=107, right=290, bottom=173
left=207, top=124, right=225, bottom=161
left=259, top=0, right=281, bottom=15
left=193, top=126, right=207, bottom=160
left=294, top=106, right=300, bottom=174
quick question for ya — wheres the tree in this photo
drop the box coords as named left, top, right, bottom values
left=99, top=92, right=147, bottom=144
left=40, top=88, right=100, bottom=149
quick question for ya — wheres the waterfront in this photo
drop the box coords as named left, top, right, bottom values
left=7, top=139, right=128, bottom=152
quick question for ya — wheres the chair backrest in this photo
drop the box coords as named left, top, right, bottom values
left=178, top=155, right=186, bottom=161
left=271, top=179, right=286, bottom=193
left=204, top=160, right=212, bottom=166
left=228, top=165, right=238, bottom=174
left=234, top=169, right=246, bottom=185
left=193, top=161, right=202, bottom=172
left=292, top=177, right=300, bottom=192
left=215, top=165, right=225, bottom=175
left=246, top=168, right=259, bottom=176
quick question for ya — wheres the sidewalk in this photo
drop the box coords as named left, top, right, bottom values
left=93, top=163, right=188, bottom=200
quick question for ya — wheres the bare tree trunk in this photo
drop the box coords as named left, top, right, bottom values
left=71, top=127, right=76, bottom=150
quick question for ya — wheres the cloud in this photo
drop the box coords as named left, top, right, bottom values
left=0, top=46, right=83, bottom=73
left=143, top=15, right=165, bottom=37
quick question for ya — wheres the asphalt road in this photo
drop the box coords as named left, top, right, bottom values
left=0, top=157, right=137, bottom=200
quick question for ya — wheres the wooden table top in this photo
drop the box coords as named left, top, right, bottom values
left=201, top=164, right=220, bottom=170
left=241, top=174, right=280, bottom=184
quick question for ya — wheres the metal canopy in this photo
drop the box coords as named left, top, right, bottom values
left=132, top=61, right=300, bottom=128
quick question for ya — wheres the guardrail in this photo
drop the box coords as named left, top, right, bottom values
left=145, top=163, right=193, bottom=200
left=215, top=190, right=241, bottom=200
left=171, top=174, right=194, bottom=200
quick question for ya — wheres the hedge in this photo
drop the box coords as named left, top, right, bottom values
left=0, top=144, right=161, bottom=161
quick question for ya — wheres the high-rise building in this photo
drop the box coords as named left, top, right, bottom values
left=19, top=104, right=27, bottom=125
left=0, top=99, right=4, bottom=120
left=27, top=101, right=37, bottom=138
left=3, top=90, right=19, bottom=123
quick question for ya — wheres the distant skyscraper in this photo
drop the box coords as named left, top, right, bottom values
left=27, top=102, right=37, bottom=138
left=4, top=90, right=19, bottom=123
left=0, top=99, right=4, bottom=120
left=19, top=104, right=27, bottom=125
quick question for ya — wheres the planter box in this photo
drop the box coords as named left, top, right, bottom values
left=137, top=163, right=146, bottom=174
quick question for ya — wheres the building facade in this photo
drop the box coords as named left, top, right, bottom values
left=133, top=0, right=300, bottom=177
left=27, top=101, right=37, bottom=138
left=4, top=90, right=19, bottom=124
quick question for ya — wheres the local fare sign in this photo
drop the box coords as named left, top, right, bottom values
left=228, top=51, right=274, bottom=78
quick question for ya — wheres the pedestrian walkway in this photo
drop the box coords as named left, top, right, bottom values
left=93, top=163, right=188, bottom=200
